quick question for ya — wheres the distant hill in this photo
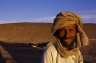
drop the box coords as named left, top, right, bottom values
left=0, top=22, right=95, bottom=43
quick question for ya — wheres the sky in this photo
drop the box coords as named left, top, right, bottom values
left=0, top=0, right=96, bottom=24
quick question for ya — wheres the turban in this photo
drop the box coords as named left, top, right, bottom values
left=52, top=11, right=89, bottom=47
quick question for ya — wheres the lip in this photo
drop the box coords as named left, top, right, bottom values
left=64, top=39, right=72, bottom=42
left=65, top=39, right=71, bottom=42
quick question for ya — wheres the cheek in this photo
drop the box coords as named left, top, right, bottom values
left=70, top=32, right=77, bottom=37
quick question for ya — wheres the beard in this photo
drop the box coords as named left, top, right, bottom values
left=59, top=36, right=77, bottom=49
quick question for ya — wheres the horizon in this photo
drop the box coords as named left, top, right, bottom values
left=0, top=0, right=96, bottom=24
left=0, top=21, right=96, bottom=25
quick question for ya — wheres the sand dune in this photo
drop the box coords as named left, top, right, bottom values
left=0, top=22, right=95, bottom=43
left=0, top=22, right=54, bottom=43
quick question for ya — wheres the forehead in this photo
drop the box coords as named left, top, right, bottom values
left=60, top=24, right=76, bottom=29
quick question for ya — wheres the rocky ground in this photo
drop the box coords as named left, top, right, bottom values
left=0, top=39, right=96, bottom=63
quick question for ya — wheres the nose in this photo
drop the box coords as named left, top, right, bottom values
left=65, top=31, right=70, bottom=38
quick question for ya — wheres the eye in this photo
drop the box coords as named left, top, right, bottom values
left=60, top=29, right=65, bottom=32
left=69, top=29, right=74, bottom=31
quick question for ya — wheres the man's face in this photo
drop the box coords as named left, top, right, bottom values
left=57, top=24, right=77, bottom=47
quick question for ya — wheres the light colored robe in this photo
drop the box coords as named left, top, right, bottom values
left=41, top=45, right=83, bottom=63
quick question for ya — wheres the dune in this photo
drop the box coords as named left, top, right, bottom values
left=0, top=22, right=95, bottom=43
left=0, top=22, right=54, bottom=43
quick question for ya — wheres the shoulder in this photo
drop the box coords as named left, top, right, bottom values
left=45, top=45, right=56, bottom=52
left=42, top=45, right=57, bottom=63
left=44, top=45, right=57, bottom=55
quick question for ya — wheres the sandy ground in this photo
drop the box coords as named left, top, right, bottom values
left=0, top=23, right=95, bottom=43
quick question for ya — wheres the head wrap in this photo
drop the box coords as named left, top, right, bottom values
left=52, top=11, right=89, bottom=58
left=52, top=11, right=89, bottom=47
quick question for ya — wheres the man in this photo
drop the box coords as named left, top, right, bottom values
left=41, top=12, right=89, bottom=63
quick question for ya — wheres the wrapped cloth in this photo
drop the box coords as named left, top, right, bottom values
left=51, top=12, right=89, bottom=58
left=52, top=11, right=89, bottom=47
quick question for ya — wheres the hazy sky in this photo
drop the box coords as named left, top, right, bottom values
left=0, top=0, right=96, bottom=23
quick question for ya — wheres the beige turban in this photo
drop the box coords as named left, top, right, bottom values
left=52, top=11, right=89, bottom=47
